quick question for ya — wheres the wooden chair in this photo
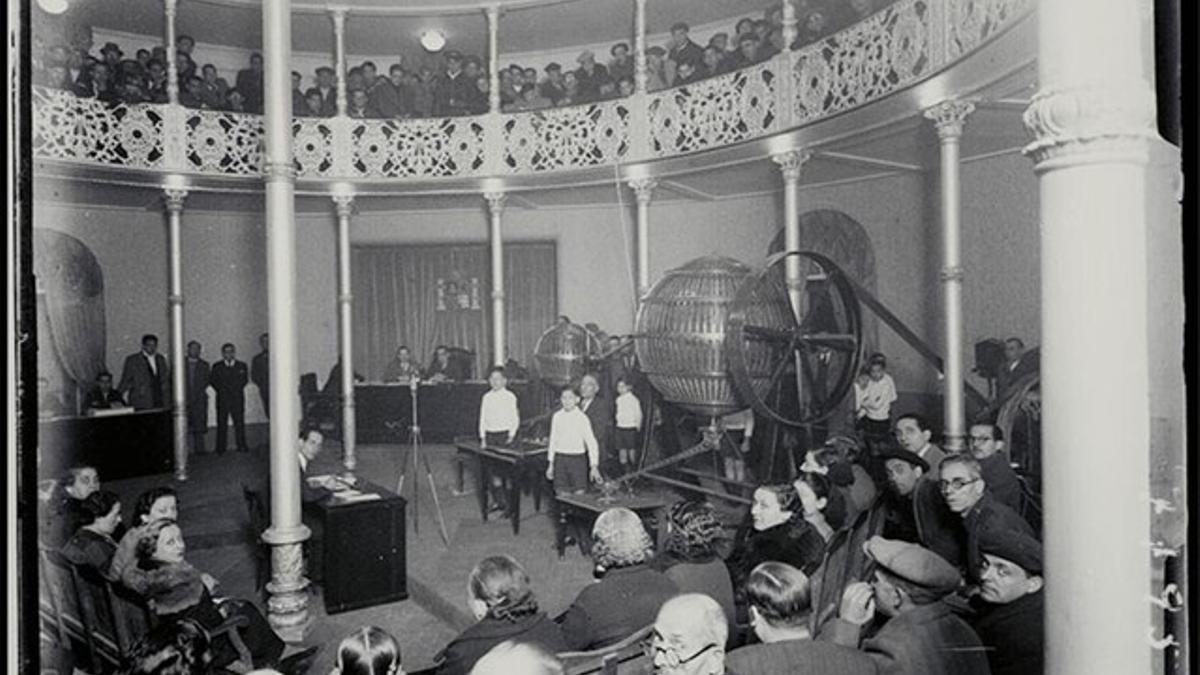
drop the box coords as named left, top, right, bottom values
left=242, top=484, right=271, bottom=593
left=72, top=563, right=129, bottom=670
left=39, top=547, right=97, bottom=671
left=558, top=625, right=653, bottom=675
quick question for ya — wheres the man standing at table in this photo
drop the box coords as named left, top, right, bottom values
left=251, top=332, right=269, bottom=418
left=210, top=342, right=250, bottom=454
left=118, top=334, right=170, bottom=410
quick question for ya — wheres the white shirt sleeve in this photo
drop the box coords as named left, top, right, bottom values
left=631, top=396, right=643, bottom=430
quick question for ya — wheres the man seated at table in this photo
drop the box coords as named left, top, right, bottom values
left=426, top=345, right=469, bottom=383
left=84, top=371, right=127, bottom=411
left=383, top=344, right=420, bottom=382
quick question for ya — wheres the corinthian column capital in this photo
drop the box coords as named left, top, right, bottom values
left=924, top=99, right=976, bottom=139
left=484, top=191, right=507, bottom=214
left=163, top=188, right=188, bottom=212
left=628, top=178, right=658, bottom=204
left=772, top=149, right=812, bottom=181
left=332, top=193, right=355, bottom=217
left=1022, top=83, right=1158, bottom=170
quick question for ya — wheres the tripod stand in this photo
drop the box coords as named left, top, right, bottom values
left=393, top=379, right=450, bottom=545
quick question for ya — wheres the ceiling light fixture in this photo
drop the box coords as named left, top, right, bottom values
left=420, top=29, right=446, bottom=53
left=37, top=0, right=69, bottom=14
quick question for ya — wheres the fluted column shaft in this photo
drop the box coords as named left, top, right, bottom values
left=331, top=9, right=348, bottom=117
left=1023, top=0, right=1159, bottom=671
left=333, top=191, right=357, bottom=470
left=924, top=100, right=974, bottom=453
left=486, top=6, right=501, bottom=114
left=633, top=0, right=648, bottom=93
left=628, top=179, right=657, bottom=302
left=773, top=150, right=810, bottom=321
left=163, top=0, right=180, bottom=104
left=485, top=192, right=507, bottom=366
left=164, top=189, right=188, bottom=481
left=260, top=0, right=310, bottom=643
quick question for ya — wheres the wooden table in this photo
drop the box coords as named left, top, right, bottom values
left=553, top=489, right=671, bottom=559
left=309, top=480, right=408, bottom=614
left=454, top=438, right=549, bottom=535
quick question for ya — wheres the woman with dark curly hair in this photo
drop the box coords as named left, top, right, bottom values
left=655, top=500, right=736, bottom=637
left=793, top=472, right=848, bottom=540
left=110, top=485, right=179, bottom=580
left=120, top=519, right=314, bottom=672
left=434, top=556, right=565, bottom=675
left=558, top=507, right=678, bottom=650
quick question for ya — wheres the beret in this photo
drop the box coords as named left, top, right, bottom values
left=865, top=536, right=961, bottom=592
left=978, top=527, right=1043, bottom=575
left=877, top=447, right=929, bottom=472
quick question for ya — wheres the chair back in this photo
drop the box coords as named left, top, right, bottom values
left=39, top=547, right=97, bottom=669
left=558, top=624, right=653, bottom=675
left=73, top=563, right=126, bottom=664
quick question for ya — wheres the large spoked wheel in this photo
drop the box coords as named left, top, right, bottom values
left=725, top=250, right=864, bottom=427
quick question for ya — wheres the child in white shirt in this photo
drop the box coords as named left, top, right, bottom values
left=855, top=353, right=897, bottom=440
left=545, top=386, right=601, bottom=493
left=613, top=378, right=643, bottom=475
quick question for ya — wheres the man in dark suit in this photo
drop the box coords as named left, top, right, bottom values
left=117, top=334, right=170, bottom=410
left=830, top=537, right=991, bottom=675
left=234, top=52, right=264, bottom=113
left=425, top=344, right=470, bottom=382
left=290, top=71, right=305, bottom=116
left=433, top=51, right=474, bottom=117
left=578, top=373, right=614, bottom=475
left=968, top=528, right=1045, bottom=675
left=297, top=426, right=336, bottom=582
left=314, top=66, right=338, bottom=116
left=184, top=340, right=210, bottom=453
left=995, top=338, right=1039, bottom=404
left=84, top=371, right=126, bottom=410
left=667, top=22, right=706, bottom=70
left=209, top=342, right=249, bottom=454
left=251, top=332, right=269, bottom=418
left=939, top=454, right=1038, bottom=582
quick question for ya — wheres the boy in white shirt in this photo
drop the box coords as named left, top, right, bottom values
left=479, top=366, right=520, bottom=448
left=854, top=353, right=897, bottom=442
left=545, top=386, right=602, bottom=494
left=613, top=377, right=643, bottom=475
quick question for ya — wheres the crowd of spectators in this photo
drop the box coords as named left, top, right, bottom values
left=34, top=0, right=894, bottom=118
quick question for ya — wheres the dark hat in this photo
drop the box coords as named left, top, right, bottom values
left=101, top=41, right=123, bottom=55
left=978, top=528, right=1043, bottom=575
left=865, top=536, right=961, bottom=592
left=877, top=447, right=929, bottom=472
left=315, top=65, right=335, bottom=75
left=544, top=62, right=562, bottom=72
left=291, top=70, right=302, bottom=78
left=444, top=50, right=463, bottom=61
left=610, top=41, right=629, bottom=55
left=645, top=46, right=666, bottom=57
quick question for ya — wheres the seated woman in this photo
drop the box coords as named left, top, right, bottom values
left=793, top=472, right=848, bottom=542
left=332, top=626, right=403, bottom=675
left=727, top=484, right=827, bottom=623
left=558, top=507, right=679, bottom=650
left=40, top=464, right=104, bottom=548
left=110, top=485, right=178, bottom=580
left=120, top=518, right=293, bottom=671
left=435, top=556, right=565, bottom=674
left=654, top=500, right=736, bottom=640
left=801, top=436, right=877, bottom=524
left=60, top=489, right=123, bottom=574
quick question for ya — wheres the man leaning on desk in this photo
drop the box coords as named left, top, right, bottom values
left=85, top=371, right=127, bottom=411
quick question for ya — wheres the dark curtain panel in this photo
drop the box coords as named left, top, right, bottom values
left=353, top=241, right=556, bottom=380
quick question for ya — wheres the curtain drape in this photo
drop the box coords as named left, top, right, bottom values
left=353, top=241, right=557, bottom=380
left=32, top=228, right=108, bottom=391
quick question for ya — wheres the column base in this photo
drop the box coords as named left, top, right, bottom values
left=265, top=540, right=312, bottom=643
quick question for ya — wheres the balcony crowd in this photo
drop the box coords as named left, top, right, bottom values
left=33, top=0, right=894, bottom=118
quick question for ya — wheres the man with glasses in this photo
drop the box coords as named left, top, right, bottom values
left=646, top=594, right=729, bottom=675
left=967, top=423, right=1022, bottom=511
left=939, top=454, right=1037, bottom=582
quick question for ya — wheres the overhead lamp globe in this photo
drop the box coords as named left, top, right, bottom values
left=420, top=30, right=446, bottom=53
left=37, top=0, right=70, bottom=14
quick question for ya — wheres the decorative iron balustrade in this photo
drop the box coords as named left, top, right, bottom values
left=31, top=0, right=1031, bottom=183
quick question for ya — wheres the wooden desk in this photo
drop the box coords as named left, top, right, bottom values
left=310, top=480, right=408, bottom=614
left=454, top=438, right=548, bottom=535
left=37, top=409, right=173, bottom=480
left=553, top=490, right=671, bottom=559
left=355, top=382, right=541, bottom=444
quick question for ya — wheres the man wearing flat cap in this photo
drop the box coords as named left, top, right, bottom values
left=828, top=536, right=990, bottom=675
left=965, top=528, right=1044, bottom=675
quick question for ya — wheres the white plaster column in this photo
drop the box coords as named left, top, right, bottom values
left=781, top=0, right=798, bottom=50
left=485, top=192, right=507, bottom=366
left=260, top=0, right=310, bottom=642
left=164, top=188, right=188, bottom=481
left=633, top=0, right=648, bottom=93
left=1023, top=0, right=1159, bottom=670
left=924, top=99, right=974, bottom=453
left=772, top=149, right=811, bottom=320
left=627, top=178, right=657, bottom=301
left=331, top=8, right=348, bottom=117
left=333, top=191, right=357, bottom=471
left=162, top=0, right=180, bottom=104
left=486, top=5, right=501, bottom=114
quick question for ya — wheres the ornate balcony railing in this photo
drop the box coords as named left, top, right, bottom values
left=31, top=0, right=1030, bottom=184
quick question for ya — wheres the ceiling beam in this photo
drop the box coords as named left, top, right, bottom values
left=816, top=151, right=923, bottom=172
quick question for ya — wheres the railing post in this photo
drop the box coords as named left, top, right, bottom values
left=929, top=0, right=949, bottom=68
left=629, top=0, right=652, bottom=160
